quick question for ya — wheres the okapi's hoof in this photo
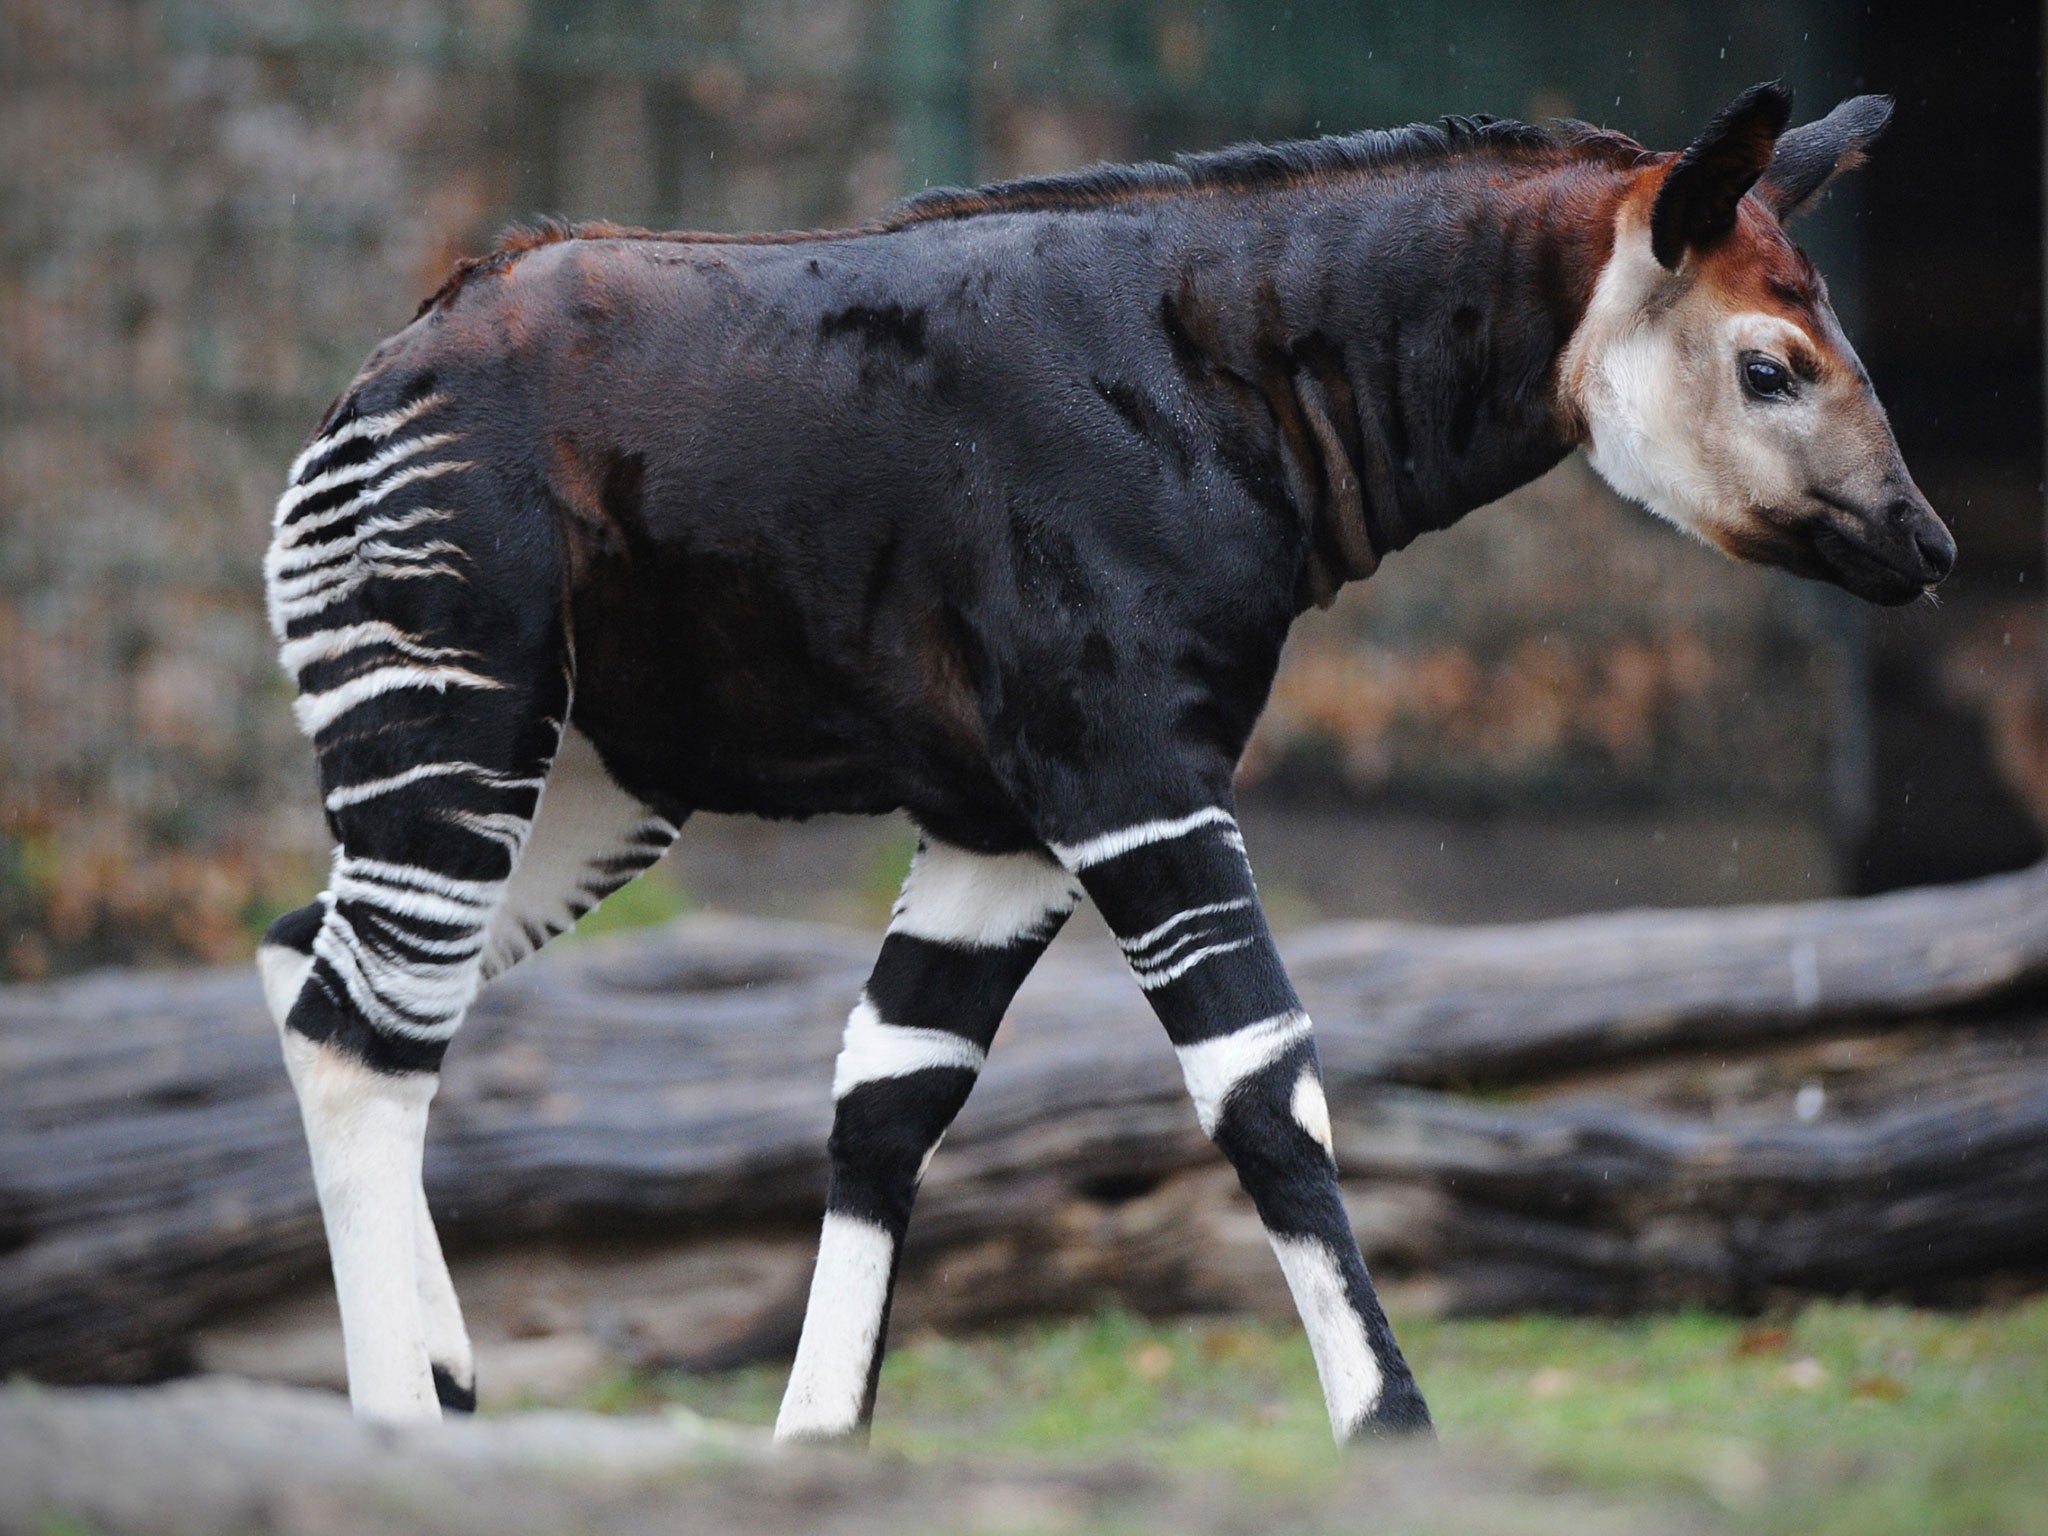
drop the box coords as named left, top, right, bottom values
left=432, top=1364, right=478, bottom=1415
left=1350, top=1382, right=1435, bottom=1442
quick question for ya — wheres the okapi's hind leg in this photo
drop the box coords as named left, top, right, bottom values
left=476, top=724, right=683, bottom=981
left=775, top=840, right=1081, bottom=1443
left=258, top=385, right=589, bottom=1420
left=262, top=724, right=678, bottom=1421
left=1052, top=805, right=1432, bottom=1441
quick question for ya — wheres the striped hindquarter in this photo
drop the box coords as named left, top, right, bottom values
left=775, top=840, right=1081, bottom=1442
left=258, top=388, right=679, bottom=1420
left=1057, top=805, right=1431, bottom=1439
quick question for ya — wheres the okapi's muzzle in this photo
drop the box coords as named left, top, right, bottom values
left=1749, top=474, right=1956, bottom=607
left=1808, top=483, right=1955, bottom=605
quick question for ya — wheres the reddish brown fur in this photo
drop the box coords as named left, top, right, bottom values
left=1693, top=198, right=1837, bottom=362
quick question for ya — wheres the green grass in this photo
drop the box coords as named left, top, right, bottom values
left=612, top=1297, right=2048, bottom=1535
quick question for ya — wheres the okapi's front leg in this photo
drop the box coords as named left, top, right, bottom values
left=1052, top=807, right=1432, bottom=1440
left=775, top=839, right=1080, bottom=1443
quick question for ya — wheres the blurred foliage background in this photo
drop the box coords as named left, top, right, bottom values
left=1, top=0, right=2041, bottom=977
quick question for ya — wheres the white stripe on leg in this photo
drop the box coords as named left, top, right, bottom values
left=1267, top=1233, right=1385, bottom=1441
left=281, top=1031, right=440, bottom=1422
left=479, top=725, right=679, bottom=979
left=1172, top=1010, right=1313, bottom=1135
left=887, top=843, right=1079, bottom=947
left=1291, top=1066, right=1336, bottom=1158
left=1046, top=806, right=1239, bottom=872
left=775, top=1212, right=897, bottom=1442
left=831, top=996, right=987, bottom=1097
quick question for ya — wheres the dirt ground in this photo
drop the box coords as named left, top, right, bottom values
left=0, top=1377, right=1712, bottom=1536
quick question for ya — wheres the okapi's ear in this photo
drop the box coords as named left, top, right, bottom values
left=1649, top=82, right=1795, bottom=270
left=1759, top=94, right=1894, bottom=221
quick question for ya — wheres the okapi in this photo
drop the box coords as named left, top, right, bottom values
left=258, top=82, right=1950, bottom=1442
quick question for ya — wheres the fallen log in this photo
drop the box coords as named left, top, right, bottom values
left=5, top=865, right=2048, bottom=1387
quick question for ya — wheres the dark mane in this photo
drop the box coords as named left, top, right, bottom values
left=891, top=115, right=1645, bottom=223
left=418, top=115, right=1649, bottom=317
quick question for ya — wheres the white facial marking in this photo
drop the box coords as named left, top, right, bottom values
left=1267, top=1232, right=1385, bottom=1439
left=888, top=842, right=1080, bottom=948
left=1565, top=229, right=1724, bottom=539
left=776, top=1212, right=896, bottom=1440
left=1173, top=1010, right=1313, bottom=1136
left=1562, top=204, right=1838, bottom=554
left=1725, top=310, right=1814, bottom=357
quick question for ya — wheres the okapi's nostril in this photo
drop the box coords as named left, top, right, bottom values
left=1893, top=498, right=1956, bottom=580
left=1915, top=523, right=1956, bottom=581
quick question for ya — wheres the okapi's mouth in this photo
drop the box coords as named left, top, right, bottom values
left=1737, top=495, right=1955, bottom=607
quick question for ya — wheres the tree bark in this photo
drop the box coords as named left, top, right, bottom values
left=6, top=866, right=2048, bottom=1385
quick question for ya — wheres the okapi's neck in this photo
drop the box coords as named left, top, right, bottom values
left=1157, top=156, right=1629, bottom=606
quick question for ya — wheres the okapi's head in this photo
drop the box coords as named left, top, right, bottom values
left=1565, top=83, right=1953, bottom=605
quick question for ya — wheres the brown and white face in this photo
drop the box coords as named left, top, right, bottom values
left=1564, top=86, right=1955, bottom=606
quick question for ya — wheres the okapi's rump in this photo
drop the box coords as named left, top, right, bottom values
left=257, top=84, right=1948, bottom=1442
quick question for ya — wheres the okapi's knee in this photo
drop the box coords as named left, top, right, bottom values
left=1204, top=1046, right=1338, bottom=1205
left=257, top=893, right=463, bottom=1076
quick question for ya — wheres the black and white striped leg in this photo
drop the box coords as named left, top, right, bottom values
left=1054, top=807, right=1432, bottom=1440
left=774, top=839, right=1081, bottom=1443
left=478, top=724, right=682, bottom=980
left=259, top=391, right=638, bottom=1421
left=257, top=720, right=677, bottom=1421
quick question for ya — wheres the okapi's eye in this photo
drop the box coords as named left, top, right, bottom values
left=1741, top=352, right=1795, bottom=401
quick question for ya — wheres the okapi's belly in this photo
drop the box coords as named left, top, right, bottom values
left=561, top=542, right=1040, bottom=849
